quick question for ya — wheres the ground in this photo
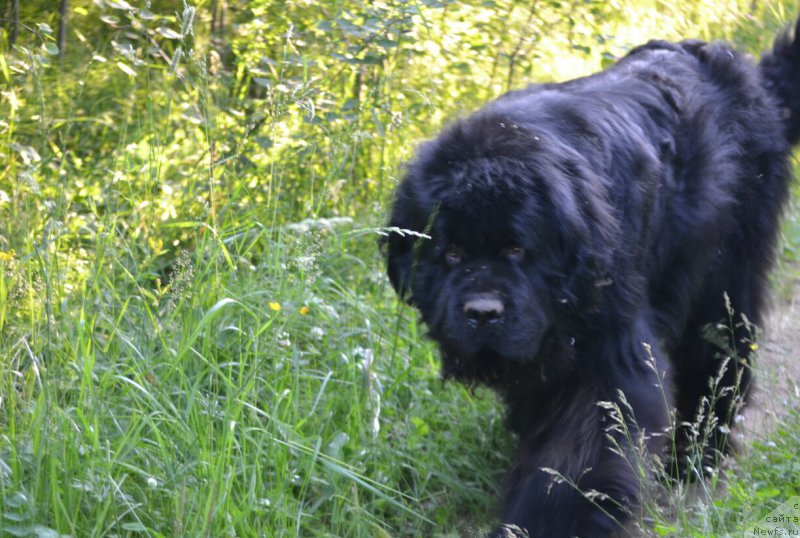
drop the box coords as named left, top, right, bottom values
left=744, top=277, right=800, bottom=441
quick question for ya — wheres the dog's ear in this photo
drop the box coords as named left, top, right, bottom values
left=551, top=161, right=621, bottom=311
left=381, top=181, right=431, bottom=305
left=382, top=229, right=416, bottom=303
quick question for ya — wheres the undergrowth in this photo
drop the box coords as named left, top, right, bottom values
left=0, top=1, right=798, bottom=536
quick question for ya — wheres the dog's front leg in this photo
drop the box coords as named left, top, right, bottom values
left=494, top=390, right=641, bottom=537
left=492, top=332, right=671, bottom=537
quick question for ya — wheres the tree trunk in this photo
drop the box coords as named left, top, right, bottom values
left=211, top=0, right=226, bottom=35
left=9, top=0, right=20, bottom=46
left=58, top=0, right=68, bottom=65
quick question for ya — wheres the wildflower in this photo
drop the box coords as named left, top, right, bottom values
left=277, top=331, right=291, bottom=347
left=749, top=342, right=759, bottom=351
left=300, top=306, right=310, bottom=316
left=269, top=302, right=281, bottom=312
left=0, top=250, right=15, bottom=262
left=310, top=327, right=324, bottom=341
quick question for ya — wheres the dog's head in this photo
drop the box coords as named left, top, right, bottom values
left=384, top=110, right=620, bottom=373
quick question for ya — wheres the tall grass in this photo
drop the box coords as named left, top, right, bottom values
left=0, top=1, right=798, bottom=536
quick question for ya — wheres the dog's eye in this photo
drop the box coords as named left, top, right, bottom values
left=503, top=246, right=525, bottom=261
left=444, top=246, right=464, bottom=265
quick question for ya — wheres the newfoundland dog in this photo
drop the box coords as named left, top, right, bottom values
left=384, top=18, right=800, bottom=538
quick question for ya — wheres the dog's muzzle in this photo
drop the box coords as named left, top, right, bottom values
left=463, top=293, right=505, bottom=326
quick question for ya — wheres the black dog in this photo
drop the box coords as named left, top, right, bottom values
left=384, top=19, right=800, bottom=538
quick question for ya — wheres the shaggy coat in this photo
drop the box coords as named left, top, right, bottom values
left=385, top=20, right=800, bottom=538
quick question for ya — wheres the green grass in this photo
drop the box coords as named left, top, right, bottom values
left=1, top=1, right=799, bottom=536
left=0, top=215, right=514, bottom=536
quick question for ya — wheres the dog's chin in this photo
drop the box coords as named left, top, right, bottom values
left=440, top=334, right=543, bottom=364
left=465, top=322, right=549, bottom=359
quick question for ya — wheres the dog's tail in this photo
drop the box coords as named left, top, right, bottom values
left=760, top=17, right=800, bottom=145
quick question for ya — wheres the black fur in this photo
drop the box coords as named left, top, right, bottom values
left=384, top=21, right=800, bottom=538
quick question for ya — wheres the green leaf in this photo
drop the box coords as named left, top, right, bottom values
left=107, top=0, right=135, bottom=10
left=156, top=27, right=182, bottom=40
left=411, top=416, right=429, bottom=436
left=42, top=43, right=59, bottom=56
left=121, top=522, right=148, bottom=532
left=116, top=61, right=136, bottom=77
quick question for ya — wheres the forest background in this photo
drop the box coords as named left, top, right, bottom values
left=1, top=1, right=799, bottom=536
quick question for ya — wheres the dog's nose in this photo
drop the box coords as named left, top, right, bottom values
left=463, top=294, right=504, bottom=325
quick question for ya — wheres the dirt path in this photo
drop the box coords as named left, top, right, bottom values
left=742, top=279, right=800, bottom=442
